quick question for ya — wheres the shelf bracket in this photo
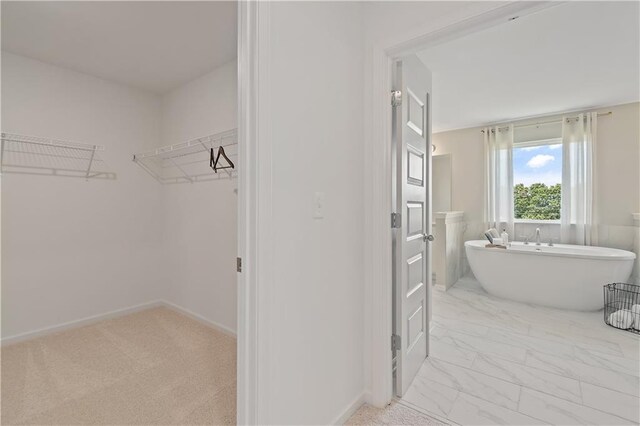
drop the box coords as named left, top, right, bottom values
left=85, top=146, right=97, bottom=178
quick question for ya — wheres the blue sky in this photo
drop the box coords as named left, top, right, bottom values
left=513, top=143, right=562, bottom=186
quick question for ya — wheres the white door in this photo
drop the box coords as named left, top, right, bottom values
left=392, top=54, right=432, bottom=397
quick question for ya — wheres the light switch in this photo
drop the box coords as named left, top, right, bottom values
left=313, top=192, right=325, bottom=219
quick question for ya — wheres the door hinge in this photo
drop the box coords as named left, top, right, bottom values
left=391, top=90, right=402, bottom=107
left=391, top=212, right=401, bottom=229
left=236, top=257, right=242, bottom=273
left=391, top=334, right=401, bottom=351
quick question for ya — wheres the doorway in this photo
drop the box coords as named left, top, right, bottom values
left=375, top=3, right=640, bottom=426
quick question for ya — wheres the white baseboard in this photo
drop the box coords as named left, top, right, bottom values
left=332, top=391, right=367, bottom=425
left=160, top=300, right=237, bottom=338
left=1, top=299, right=237, bottom=346
left=1, top=300, right=164, bottom=346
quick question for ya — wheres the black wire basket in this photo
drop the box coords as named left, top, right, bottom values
left=603, top=283, right=640, bottom=334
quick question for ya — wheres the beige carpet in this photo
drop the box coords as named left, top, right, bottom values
left=1, top=306, right=236, bottom=425
left=346, top=401, right=447, bottom=426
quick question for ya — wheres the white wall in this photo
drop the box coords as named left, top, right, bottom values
left=431, top=126, right=486, bottom=248
left=432, top=102, right=640, bottom=279
left=432, top=153, right=452, bottom=212
left=596, top=103, right=640, bottom=228
left=254, top=2, right=365, bottom=424
left=363, top=1, right=505, bottom=49
left=1, top=52, right=239, bottom=340
left=160, top=61, right=238, bottom=333
left=1, top=52, right=164, bottom=338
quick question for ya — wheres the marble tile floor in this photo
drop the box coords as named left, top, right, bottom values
left=399, top=276, right=640, bottom=425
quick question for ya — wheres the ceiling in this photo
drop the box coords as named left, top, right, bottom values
left=1, top=1, right=237, bottom=94
left=417, top=1, right=640, bottom=133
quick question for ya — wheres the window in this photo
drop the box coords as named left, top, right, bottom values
left=487, top=113, right=594, bottom=243
left=513, top=139, right=562, bottom=221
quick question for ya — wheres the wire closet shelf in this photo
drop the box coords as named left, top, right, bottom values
left=0, top=133, right=114, bottom=179
left=133, top=129, right=237, bottom=184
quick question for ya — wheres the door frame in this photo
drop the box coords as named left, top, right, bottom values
left=365, top=1, right=560, bottom=407
left=237, top=1, right=272, bottom=424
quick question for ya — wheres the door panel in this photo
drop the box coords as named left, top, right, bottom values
left=406, top=89, right=425, bottom=136
left=406, top=252, right=424, bottom=297
left=406, top=202, right=424, bottom=238
left=407, top=302, right=425, bottom=351
left=407, top=147, right=425, bottom=185
left=392, top=54, right=432, bottom=397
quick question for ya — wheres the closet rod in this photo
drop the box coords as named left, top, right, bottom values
left=480, top=111, right=612, bottom=133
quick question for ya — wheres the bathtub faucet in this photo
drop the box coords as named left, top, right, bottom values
left=535, top=228, right=542, bottom=246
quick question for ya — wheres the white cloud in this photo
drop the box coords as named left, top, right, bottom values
left=549, top=144, right=562, bottom=150
left=520, top=146, right=542, bottom=151
left=527, top=154, right=555, bottom=168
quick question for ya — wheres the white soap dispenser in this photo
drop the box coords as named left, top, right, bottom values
left=501, top=228, right=509, bottom=246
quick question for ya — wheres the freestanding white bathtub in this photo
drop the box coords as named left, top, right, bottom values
left=465, top=240, right=636, bottom=311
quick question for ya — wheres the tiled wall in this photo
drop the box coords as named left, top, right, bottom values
left=433, top=212, right=466, bottom=290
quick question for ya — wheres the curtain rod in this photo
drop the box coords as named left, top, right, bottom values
left=480, top=111, right=612, bottom=133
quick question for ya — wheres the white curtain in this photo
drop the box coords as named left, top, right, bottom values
left=561, top=112, right=597, bottom=245
left=484, top=124, right=514, bottom=236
